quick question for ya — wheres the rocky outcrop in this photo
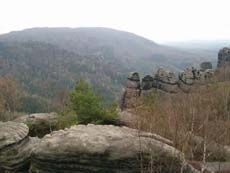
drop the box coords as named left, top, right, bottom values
left=0, top=121, right=39, bottom=173
left=30, top=124, right=193, bottom=173
left=153, top=68, right=179, bottom=93
left=121, top=62, right=215, bottom=109
left=200, top=62, right=212, bottom=71
left=141, top=75, right=155, bottom=97
left=178, top=68, right=195, bottom=92
left=121, top=72, right=141, bottom=109
left=218, top=47, right=230, bottom=67
left=14, top=112, right=60, bottom=138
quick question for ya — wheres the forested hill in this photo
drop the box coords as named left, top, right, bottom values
left=0, top=27, right=212, bottom=71
left=0, top=27, right=215, bottom=111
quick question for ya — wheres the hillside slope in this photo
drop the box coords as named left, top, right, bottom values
left=0, top=27, right=215, bottom=106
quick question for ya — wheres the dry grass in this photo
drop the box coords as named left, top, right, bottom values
left=127, top=81, right=230, bottom=162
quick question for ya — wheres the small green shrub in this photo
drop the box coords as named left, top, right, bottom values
left=57, top=111, right=78, bottom=129
left=69, top=78, right=117, bottom=124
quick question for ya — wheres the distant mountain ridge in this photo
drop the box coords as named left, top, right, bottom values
left=0, top=27, right=213, bottom=70
left=0, top=27, right=216, bottom=104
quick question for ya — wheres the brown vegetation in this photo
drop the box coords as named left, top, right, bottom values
left=128, top=80, right=230, bottom=162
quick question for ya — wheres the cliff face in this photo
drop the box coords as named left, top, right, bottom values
left=121, top=47, right=230, bottom=110
left=121, top=64, right=214, bottom=109
left=218, top=47, right=230, bottom=67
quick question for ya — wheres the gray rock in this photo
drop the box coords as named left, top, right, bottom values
left=200, top=62, right=213, bottom=71
left=179, top=68, right=194, bottom=85
left=218, top=47, right=230, bottom=67
left=141, top=75, right=154, bottom=90
left=199, top=69, right=214, bottom=83
left=121, top=72, right=141, bottom=109
left=0, top=121, right=39, bottom=173
left=128, top=72, right=140, bottom=81
left=153, top=68, right=179, bottom=93
left=178, top=68, right=195, bottom=92
left=125, top=79, right=140, bottom=88
left=14, top=112, right=60, bottom=138
left=30, top=124, right=188, bottom=173
left=124, top=88, right=140, bottom=98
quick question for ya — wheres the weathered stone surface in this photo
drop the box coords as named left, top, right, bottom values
left=127, top=72, right=140, bottom=81
left=124, top=88, right=140, bottom=98
left=121, top=97, right=141, bottom=109
left=153, top=68, right=179, bottom=93
left=0, top=121, right=39, bottom=173
left=141, top=75, right=154, bottom=90
left=30, top=124, right=190, bottom=173
left=121, top=72, right=141, bottom=109
left=200, top=62, right=212, bottom=71
left=199, top=69, right=214, bottom=83
left=140, top=88, right=157, bottom=97
left=125, top=79, right=141, bottom=88
left=14, top=112, right=59, bottom=138
left=178, top=68, right=195, bottom=92
left=155, top=68, right=177, bottom=84
left=218, top=47, right=230, bottom=67
left=179, top=68, right=194, bottom=85
left=0, top=121, right=28, bottom=148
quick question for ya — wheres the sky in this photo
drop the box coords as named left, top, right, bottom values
left=0, top=0, right=230, bottom=42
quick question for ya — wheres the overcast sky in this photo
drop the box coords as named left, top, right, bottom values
left=0, top=0, right=230, bottom=42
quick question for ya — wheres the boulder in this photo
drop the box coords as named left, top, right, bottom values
left=200, top=62, right=212, bottom=71
left=30, top=124, right=191, bottom=173
left=153, top=68, right=179, bottom=93
left=0, top=121, right=39, bottom=173
left=126, top=72, right=140, bottom=89
left=121, top=72, right=141, bottom=109
left=218, top=47, right=230, bottom=67
left=14, top=112, right=60, bottom=138
left=128, top=72, right=140, bottom=81
left=178, top=68, right=195, bottom=92
left=141, top=75, right=154, bottom=90
left=179, top=68, right=194, bottom=85
left=199, top=69, right=214, bottom=83
left=125, top=80, right=141, bottom=88
left=124, top=88, right=140, bottom=98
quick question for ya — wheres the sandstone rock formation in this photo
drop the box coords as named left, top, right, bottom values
left=0, top=121, right=39, bottom=173
left=30, top=124, right=193, bottom=173
left=178, top=68, right=195, bottom=92
left=14, top=112, right=60, bottom=138
left=200, top=62, right=212, bottom=71
left=153, top=68, right=179, bottom=93
left=141, top=75, right=155, bottom=97
left=121, top=72, right=141, bottom=109
left=121, top=62, right=216, bottom=109
left=218, top=47, right=230, bottom=67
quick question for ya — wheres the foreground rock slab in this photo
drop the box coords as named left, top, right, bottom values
left=14, top=112, right=59, bottom=137
left=30, top=124, right=194, bottom=173
left=0, top=121, right=39, bottom=173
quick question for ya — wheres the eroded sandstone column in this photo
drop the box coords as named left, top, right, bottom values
left=120, top=72, right=141, bottom=109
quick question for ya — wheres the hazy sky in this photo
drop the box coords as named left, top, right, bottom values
left=0, top=0, right=230, bottom=42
